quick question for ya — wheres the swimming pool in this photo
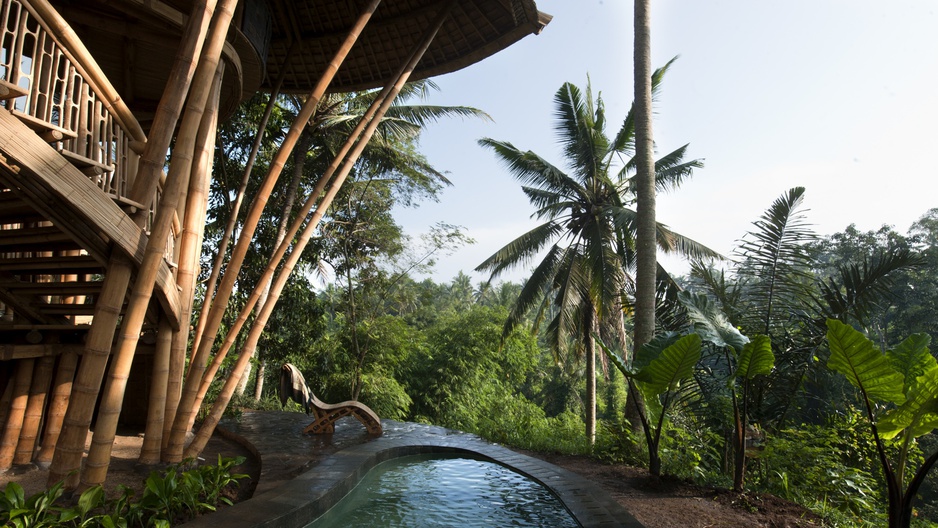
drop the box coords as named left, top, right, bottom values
left=184, top=416, right=643, bottom=527
left=305, top=454, right=579, bottom=527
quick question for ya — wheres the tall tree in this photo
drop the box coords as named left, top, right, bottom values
left=476, top=75, right=715, bottom=444
left=632, top=0, right=656, bottom=400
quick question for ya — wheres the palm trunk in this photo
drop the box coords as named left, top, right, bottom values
left=35, top=351, right=78, bottom=467
left=0, top=359, right=34, bottom=470
left=184, top=0, right=455, bottom=460
left=166, top=0, right=384, bottom=461
left=632, top=0, right=656, bottom=354
left=13, top=355, right=55, bottom=464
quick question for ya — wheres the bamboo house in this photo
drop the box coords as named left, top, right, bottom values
left=0, top=0, right=549, bottom=490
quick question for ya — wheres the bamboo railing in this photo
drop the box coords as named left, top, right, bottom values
left=0, top=0, right=150, bottom=217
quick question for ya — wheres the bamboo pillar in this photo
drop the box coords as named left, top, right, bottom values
left=159, top=60, right=223, bottom=456
left=48, top=256, right=132, bottom=487
left=13, top=355, right=55, bottom=464
left=81, top=2, right=237, bottom=486
left=0, top=375, right=14, bottom=431
left=34, top=351, right=79, bottom=468
left=0, top=359, right=34, bottom=470
left=128, top=0, right=220, bottom=214
left=138, top=316, right=173, bottom=465
left=184, top=0, right=456, bottom=459
left=48, top=0, right=220, bottom=490
left=166, top=0, right=384, bottom=461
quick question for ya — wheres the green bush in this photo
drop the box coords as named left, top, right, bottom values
left=0, top=456, right=248, bottom=527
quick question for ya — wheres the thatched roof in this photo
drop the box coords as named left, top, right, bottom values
left=256, top=0, right=551, bottom=93
left=54, top=0, right=549, bottom=126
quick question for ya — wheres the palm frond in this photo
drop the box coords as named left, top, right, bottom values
left=475, top=221, right=565, bottom=278
left=736, top=186, right=817, bottom=335
left=809, top=248, right=924, bottom=328
left=478, top=138, right=582, bottom=197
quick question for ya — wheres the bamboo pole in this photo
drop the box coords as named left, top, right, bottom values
left=191, top=44, right=295, bottom=359
left=34, top=351, right=78, bottom=468
left=127, top=0, right=219, bottom=215
left=47, top=255, right=132, bottom=488
left=81, top=3, right=236, bottom=486
left=0, top=359, right=34, bottom=470
left=161, top=65, right=223, bottom=451
left=193, top=90, right=387, bottom=408
left=13, top=355, right=55, bottom=464
left=166, top=0, right=384, bottom=461
left=185, top=0, right=456, bottom=460
left=48, top=0, right=219, bottom=490
left=138, top=316, right=173, bottom=465
left=0, top=375, right=14, bottom=433
left=236, top=132, right=311, bottom=397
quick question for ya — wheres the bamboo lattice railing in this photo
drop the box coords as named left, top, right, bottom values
left=0, top=0, right=148, bottom=215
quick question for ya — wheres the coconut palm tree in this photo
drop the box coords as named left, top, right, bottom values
left=475, top=68, right=718, bottom=444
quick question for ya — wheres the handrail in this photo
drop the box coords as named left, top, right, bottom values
left=0, top=0, right=163, bottom=234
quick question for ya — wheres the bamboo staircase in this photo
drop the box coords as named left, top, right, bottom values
left=0, top=0, right=178, bottom=362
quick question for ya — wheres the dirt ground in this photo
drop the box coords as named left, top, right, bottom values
left=1, top=435, right=822, bottom=527
left=524, top=451, right=824, bottom=528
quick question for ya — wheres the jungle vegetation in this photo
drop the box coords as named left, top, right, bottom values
left=200, top=81, right=938, bottom=527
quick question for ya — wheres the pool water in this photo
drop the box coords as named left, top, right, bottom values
left=305, top=454, right=580, bottom=527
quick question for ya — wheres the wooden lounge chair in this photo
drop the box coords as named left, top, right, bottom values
left=278, top=363, right=382, bottom=436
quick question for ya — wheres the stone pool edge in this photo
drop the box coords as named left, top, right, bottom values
left=185, top=426, right=644, bottom=528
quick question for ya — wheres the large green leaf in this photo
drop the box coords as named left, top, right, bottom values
left=877, top=366, right=938, bottom=440
left=635, top=333, right=702, bottom=397
left=826, top=319, right=906, bottom=405
left=736, top=334, right=774, bottom=380
left=887, top=332, right=935, bottom=395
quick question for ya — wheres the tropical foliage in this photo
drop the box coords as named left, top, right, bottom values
left=474, top=64, right=718, bottom=443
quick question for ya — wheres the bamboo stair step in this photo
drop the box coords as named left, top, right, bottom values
left=59, top=149, right=115, bottom=174
left=0, top=226, right=80, bottom=251
left=0, top=79, right=27, bottom=101
left=0, top=280, right=102, bottom=295
left=10, top=110, right=77, bottom=142
left=38, top=303, right=99, bottom=316
left=0, top=255, right=103, bottom=274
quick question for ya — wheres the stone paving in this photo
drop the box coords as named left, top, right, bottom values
left=185, top=410, right=644, bottom=528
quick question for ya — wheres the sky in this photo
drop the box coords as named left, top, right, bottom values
left=393, top=1, right=938, bottom=285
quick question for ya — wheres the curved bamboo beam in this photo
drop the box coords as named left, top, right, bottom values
left=166, top=0, right=385, bottom=462
left=185, top=0, right=457, bottom=460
